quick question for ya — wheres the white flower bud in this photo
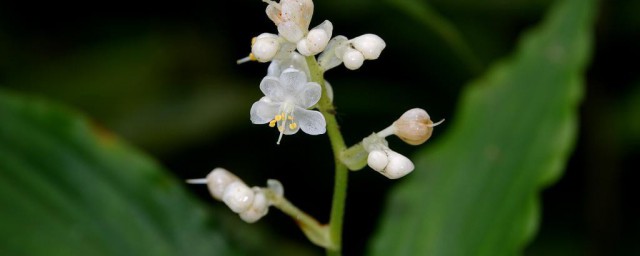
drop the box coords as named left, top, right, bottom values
left=222, top=181, right=255, bottom=213
left=351, top=34, right=386, bottom=60
left=267, top=179, right=284, bottom=197
left=306, top=29, right=330, bottom=52
left=239, top=189, right=270, bottom=223
left=205, top=168, right=240, bottom=200
left=342, top=48, right=364, bottom=70
left=265, top=0, right=314, bottom=43
left=278, top=21, right=305, bottom=43
left=381, top=149, right=414, bottom=179
left=365, top=147, right=415, bottom=179
left=252, top=33, right=280, bottom=62
left=367, top=150, right=389, bottom=172
left=393, top=108, right=444, bottom=145
left=318, top=35, right=348, bottom=71
left=297, top=39, right=313, bottom=56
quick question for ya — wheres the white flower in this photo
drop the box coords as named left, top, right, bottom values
left=250, top=68, right=326, bottom=144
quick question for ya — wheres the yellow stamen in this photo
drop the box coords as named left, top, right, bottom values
left=275, top=114, right=283, bottom=121
left=289, top=122, right=297, bottom=130
left=269, top=120, right=277, bottom=127
left=288, top=115, right=294, bottom=120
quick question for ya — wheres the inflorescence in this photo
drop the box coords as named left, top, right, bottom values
left=187, top=0, right=442, bottom=239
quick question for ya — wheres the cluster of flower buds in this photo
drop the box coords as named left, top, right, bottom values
left=342, top=108, right=444, bottom=179
left=239, top=0, right=388, bottom=144
left=318, top=34, right=386, bottom=70
left=186, top=168, right=284, bottom=223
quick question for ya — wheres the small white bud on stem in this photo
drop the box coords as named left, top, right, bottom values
left=350, top=34, right=386, bottom=60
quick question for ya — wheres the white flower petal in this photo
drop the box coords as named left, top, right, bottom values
left=324, top=79, right=334, bottom=102
left=296, top=82, right=321, bottom=108
left=278, top=21, right=304, bottom=43
left=268, top=51, right=309, bottom=77
left=295, top=108, right=326, bottom=135
left=250, top=99, right=280, bottom=124
left=267, top=61, right=281, bottom=78
left=280, top=68, right=307, bottom=93
left=281, top=0, right=313, bottom=32
left=265, top=3, right=282, bottom=25
left=259, top=76, right=286, bottom=102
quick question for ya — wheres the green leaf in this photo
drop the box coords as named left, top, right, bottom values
left=0, top=89, right=237, bottom=255
left=369, top=0, right=595, bottom=255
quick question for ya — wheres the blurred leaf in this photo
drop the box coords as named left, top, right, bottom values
left=2, top=31, right=256, bottom=154
left=0, top=88, right=238, bottom=255
left=621, top=81, right=640, bottom=146
left=385, top=0, right=484, bottom=74
left=369, top=0, right=595, bottom=255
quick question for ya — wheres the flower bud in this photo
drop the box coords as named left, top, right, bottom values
left=351, top=34, right=385, bottom=60
left=252, top=33, right=280, bottom=62
left=205, top=168, right=240, bottom=200
left=296, top=39, right=313, bottom=56
left=267, top=179, right=284, bottom=197
left=222, top=181, right=255, bottom=213
left=382, top=149, right=415, bottom=179
left=366, top=148, right=415, bottom=179
left=342, top=48, right=364, bottom=70
left=318, top=36, right=348, bottom=71
left=278, top=21, right=305, bottom=43
left=367, top=150, right=389, bottom=172
left=239, top=189, right=270, bottom=223
left=266, top=0, right=314, bottom=43
left=298, top=29, right=330, bottom=56
left=305, top=20, right=333, bottom=55
left=393, top=108, right=443, bottom=145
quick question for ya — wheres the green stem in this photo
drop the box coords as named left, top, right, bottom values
left=306, top=56, right=349, bottom=255
left=267, top=191, right=332, bottom=249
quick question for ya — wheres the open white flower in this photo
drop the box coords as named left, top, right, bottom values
left=250, top=68, right=326, bottom=144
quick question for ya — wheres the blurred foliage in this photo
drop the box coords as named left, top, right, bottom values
left=0, top=89, right=238, bottom=255
left=371, top=0, right=593, bottom=255
left=0, top=0, right=638, bottom=255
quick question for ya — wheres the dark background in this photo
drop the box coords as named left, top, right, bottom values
left=1, top=0, right=638, bottom=255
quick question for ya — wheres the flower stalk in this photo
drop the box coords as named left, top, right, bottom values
left=306, top=55, right=349, bottom=255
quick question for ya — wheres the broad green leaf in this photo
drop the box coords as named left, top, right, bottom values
left=369, top=0, right=595, bottom=255
left=0, top=89, right=238, bottom=255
